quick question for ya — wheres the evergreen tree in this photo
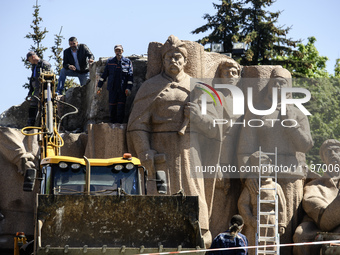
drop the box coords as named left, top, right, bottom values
left=24, top=0, right=48, bottom=59
left=51, top=26, right=64, bottom=76
left=22, top=0, right=48, bottom=88
left=192, top=0, right=299, bottom=66
left=238, top=0, right=299, bottom=65
left=191, top=0, right=242, bottom=53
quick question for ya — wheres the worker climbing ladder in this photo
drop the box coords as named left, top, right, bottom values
left=256, top=147, right=280, bottom=255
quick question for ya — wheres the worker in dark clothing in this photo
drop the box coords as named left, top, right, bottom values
left=97, top=45, right=133, bottom=123
left=56, top=37, right=94, bottom=95
left=26, top=51, right=51, bottom=126
left=209, top=214, right=248, bottom=255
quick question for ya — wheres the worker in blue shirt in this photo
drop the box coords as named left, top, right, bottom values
left=209, top=214, right=248, bottom=255
left=97, top=45, right=133, bottom=123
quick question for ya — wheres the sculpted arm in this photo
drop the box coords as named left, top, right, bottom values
left=318, top=194, right=340, bottom=231
left=128, top=130, right=157, bottom=176
left=0, top=129, right=36, bottom=175
left=127, top=85, right=158, bottom=176
left=303, top=182, right=340, bottom=231
left=184, top=101, right=220, bottom=138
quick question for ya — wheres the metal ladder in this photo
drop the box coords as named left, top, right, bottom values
left=256, top=147, right=280, bottom=255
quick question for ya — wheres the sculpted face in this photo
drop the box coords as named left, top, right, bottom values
left=220, top=66, right=239, bottom=85
left=221, top=66, right=238, bottom=77
left=268, top=77, right=289, bottom=101
left=163, top=50, right=187, bottom=76
left=271, top=77, right=288, bottom=89
left=218, top=62, right=240, bottom=95
left=324, top=145, right=340, bottom=166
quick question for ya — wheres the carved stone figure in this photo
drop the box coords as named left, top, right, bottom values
left=127, top=35, right=221, bottom=247
left=216, top=58, right=243, bottom=166
left=237, top=67, right=313, bottom=254
left=0, top=127, right=39, bottom=250
left=209, top=58, right=243, bottom=238
left=293, top=139, right=340, bottom=255
left=238, top=152, right=286, bottom=255
left=0, top=128, right=38, bottom=175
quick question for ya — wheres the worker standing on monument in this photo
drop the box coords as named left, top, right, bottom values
left=26, top=51, right=51, bottom=126
left=56, top=37, right=94, bottom=95
left=97, top=45, right=133, bottom=123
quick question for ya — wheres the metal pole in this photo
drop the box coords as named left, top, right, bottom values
left=84, top=156, right=91, bottom=195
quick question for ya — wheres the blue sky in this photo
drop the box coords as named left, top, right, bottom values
left=0, top=0, right=339, bottom=114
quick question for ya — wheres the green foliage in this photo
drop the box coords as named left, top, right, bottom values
left=278, top=37, right=329, bottom=78
left=239, top=0, right=299, bottom=65
left=192, top=0, right=299, bottom=66
left=295, top=78, right=340, bottom=164
left=24, top=0, right=48, bottom=59
left=191, top=0, right=243, bottom=52
left=22, top=0, right=48, bottom=89
left=50, top=26, right=64, bottom=76
left=334, top=58, right=340, bottom=78
left=64, top=79, right=79, bottom=91
left=277, top=37, right=337, bottom=164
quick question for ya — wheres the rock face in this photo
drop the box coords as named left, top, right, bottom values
left=85, top=123, right=127, bottom=158
left=0, top=101, right=31, bottom=129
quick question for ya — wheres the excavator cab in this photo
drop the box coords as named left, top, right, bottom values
left=40, top=154, right=146, bottom=196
